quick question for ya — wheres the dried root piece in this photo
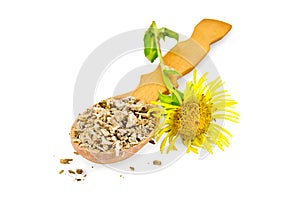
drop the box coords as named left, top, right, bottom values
left=68, top=170, right=76, bottom=174
left=60, top=159, right=73, bottom=164
left=129, top=166, right=135, bottom=171
left=153, top=160, right=162, bottom=166
left=72, top=97, right=156, bottom=154
left=76, top=169, right=83, bottom=174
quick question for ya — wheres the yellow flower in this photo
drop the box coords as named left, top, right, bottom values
left=151, top=70, right=239, bottom=154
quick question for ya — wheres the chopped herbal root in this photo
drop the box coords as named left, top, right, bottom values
left=72, top=97, right=156, bottom=154
left=60, top=159, right=73, bottom=164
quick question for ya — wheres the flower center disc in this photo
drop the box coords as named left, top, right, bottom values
left=178, top=102, right=200, bottom=139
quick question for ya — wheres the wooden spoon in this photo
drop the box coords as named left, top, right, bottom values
left=70, top=19, right=232, bottom=164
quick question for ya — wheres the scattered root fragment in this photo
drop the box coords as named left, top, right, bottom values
left=153, top=160, right=162, bottom=166
left=68, top=170, right=76, bottom=174
left=149, top=139, right=155, bottom=144
left=73, top=151, right=79, bottom=155
left=76, top=169, right=83, bottom=174
left=60, top=159, right=73, bottom=164
left=129, top=166, right=135, bottom=171
left=59, top=168, right=86, bottom=181
left=58, top=156, right=86, bottom=182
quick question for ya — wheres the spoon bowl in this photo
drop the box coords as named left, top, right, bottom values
left=70, top=118, right=156, bottom=164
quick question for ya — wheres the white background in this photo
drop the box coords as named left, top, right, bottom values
left=1, top=0, right=299, bottom=198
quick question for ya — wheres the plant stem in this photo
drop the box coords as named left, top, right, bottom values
left=152, top=23, right=183, bottom=104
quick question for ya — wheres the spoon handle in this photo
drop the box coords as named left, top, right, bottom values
left=119, top=19, right=232, bottom=103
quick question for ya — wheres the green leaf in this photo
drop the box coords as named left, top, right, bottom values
left=171, top=93, right=180, bottom=106
left=159, top=27, right=179, bottom=42
left=144, top=30, right=158, bottom=63
left=144, top=21, right=160, bottom=63
left=164, top=69, right=182, bottom=76
left=158, top=91, right=172, bottom=104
